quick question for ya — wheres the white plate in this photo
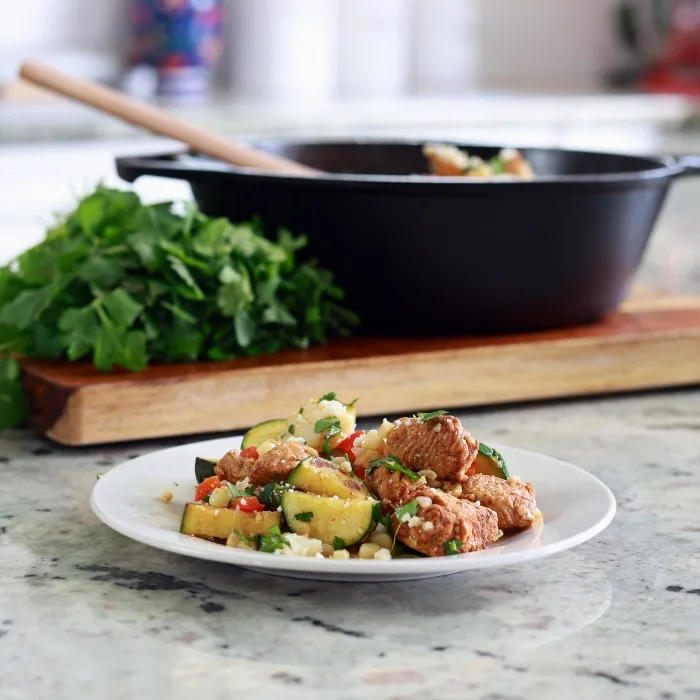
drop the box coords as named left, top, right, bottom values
left=90, top=437, right=615, bottom=581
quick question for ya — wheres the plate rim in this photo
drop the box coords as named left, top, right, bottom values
left=90, top=438, right=616, bottom=576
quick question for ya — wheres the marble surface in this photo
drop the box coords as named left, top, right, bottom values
left=1, top=391, right=699, bottom=699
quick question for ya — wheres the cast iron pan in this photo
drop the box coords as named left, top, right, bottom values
left=117, top=141, right=700, bottom=335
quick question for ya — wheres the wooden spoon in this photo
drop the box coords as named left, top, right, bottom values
left=19, top=60, right=319, bottom=176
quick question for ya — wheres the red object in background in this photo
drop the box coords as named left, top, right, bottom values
left=643, top=0, right=700, bottom=95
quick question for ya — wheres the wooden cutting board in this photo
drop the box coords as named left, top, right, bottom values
left=20, top=289, right=700, bottom=446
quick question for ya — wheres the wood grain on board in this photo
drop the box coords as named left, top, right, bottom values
left=20, top=290, right=700, bottom=445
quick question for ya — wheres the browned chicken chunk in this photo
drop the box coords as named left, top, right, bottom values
left=392, top=486, right=500, bottom=556
left=386, top=415, right=478, bottom=482
left=215, top=449, right=255, bottom=484
left=365, top=464, right=420, bottom=505
left=459, top=473, right=537, bottom=531
left=249, top=442, right=310, bottom=486
left=216, top=442, right=310, bottom=487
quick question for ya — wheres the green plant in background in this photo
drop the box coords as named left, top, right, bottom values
left=0, top=187, right=358, bottom=430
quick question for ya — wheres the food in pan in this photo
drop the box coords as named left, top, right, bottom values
left=179, top=394, right=539, bottom=560
left=423, top=144, right=534, bottom=180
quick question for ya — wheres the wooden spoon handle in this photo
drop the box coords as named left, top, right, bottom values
left=19, top=60, right=318, bottom=176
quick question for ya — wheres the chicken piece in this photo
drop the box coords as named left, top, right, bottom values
left=502, top=148, right=534, bottom=180
left=249, top=441, right=310, bottom=486
left=386, top=415, right=478, bottom=482
left=365, top=464, right=420, bottom=505
left=215, top=441, right=311, bottom=487
left=423, top=144, right=469, bottom=176
left=392, top=486, right=500, bottom=556
left=459, top=473, right=537, bottom=530
left=215, top=449, right=255, bottom=484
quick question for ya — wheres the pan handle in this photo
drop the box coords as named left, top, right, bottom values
left=672, top=154, right=700, bottom=178
left=116, top=152, right=233, bottom=183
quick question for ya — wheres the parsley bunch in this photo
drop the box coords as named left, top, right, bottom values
left=0, top=186, right=358, bottom=430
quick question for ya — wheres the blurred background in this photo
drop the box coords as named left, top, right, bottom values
left=1, top=0, right=700, bottom=289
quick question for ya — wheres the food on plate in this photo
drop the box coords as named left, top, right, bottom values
left=0, top=186, right=357, bottom=431
left=423, top=144, right=534, bottom=180
left=177, top=393, right=539, bottom=559
left=459, top=473, right=537, bottom=531
left=385, top=412, right=479, bottom=482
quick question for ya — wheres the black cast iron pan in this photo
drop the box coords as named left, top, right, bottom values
left=117, top=141, right=700, bottom=335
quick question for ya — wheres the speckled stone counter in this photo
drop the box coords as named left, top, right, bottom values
left=2, top=130, right=700, bottom=698
left=1, top=390, right=699, bottom=700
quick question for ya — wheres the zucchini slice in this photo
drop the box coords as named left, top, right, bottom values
left=241, top=418, right=288, bottom=449
left=288, top=456, right=370, bottom=500
left=473, top=443, right=510, bottom=480
left=281, top=491, right=376, bottom=547
left=180, top=503, right=281, bottom=540
left=194, top=457, right=218, bottom=484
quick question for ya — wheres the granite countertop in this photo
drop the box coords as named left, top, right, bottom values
left=1, top=128, right=700, bottom=698
left=1, top=392, right=699, bottom=699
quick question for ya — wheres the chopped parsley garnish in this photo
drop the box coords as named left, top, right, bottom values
left=288, top=424, right=295, bottom=435
left=489, top=155, right=506, bottom=175
left=258, top=482, right=291, bottom=507
left=231, top=529, right=256, bottom=546
left=245, top=485, right=257, bottom=496
left=417, top=410, right=449, bottom=422
left=259, top=525, right=289, bottom=553
left=299, top=407, right=304, bottom=414
left=294, top=511, right=313, bottom=522
left=332, top=536, right=345, bottom=551
left=96, top=473, right=103, bottom=480
left=226, top=482, right=252, bottom=499
left=366, top=454, right=419, bottom=482
left=394, top=499, right=419, bottom=521
left=202, top=494, right=210, bottom=503
left=314, top=416, right=343, bottom=457
left=444, top=539, right=464, bottom=556
left=319, top=392, right=337, bottom=402
left=372, top=500, right=394, bottom=532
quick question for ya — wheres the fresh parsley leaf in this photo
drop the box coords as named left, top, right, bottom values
left=372, top=501, right=383, bottom=522
left=417, top=410, right=449, bottom=422
left=259, top=525, right=289, bottom=553
left=258, top=482, right=291, bottom=507
left=294, top=511, right=313, bottom=522
left=444, top=539, right=464, bottom=556
left=318, top=392, right=337, bottom=402
left=226, top=482, right=252, bottom=499
left=231, top=529, right=256, bottom=546
left=244, top=485, right=257, bottom=496
left=0, top=186, right=359, bottom=433
left=202, top=494, right=210, bottom=503
left=394, top=499, right=419, bottom=522
left=314, top=416, right=342, bottom=457
left=288, top=424, right=295, bottom=435
left=0, top=356, right=26, bottom=430
left=332, top=536, right=345, bottom=551
left=366, top=454, right=420, bottom=482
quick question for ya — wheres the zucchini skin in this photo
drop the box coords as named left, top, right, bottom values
left=194, top=457, right=218, bottom=484
left=281, top=491, right=376, bottom=546
left=180, top=503, right=281, bottom=540
left=241, top=419, right=288, bottom=449
left=287, top=456, right=370, bottom=500
left=473, top=443, right=510, bottom=479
